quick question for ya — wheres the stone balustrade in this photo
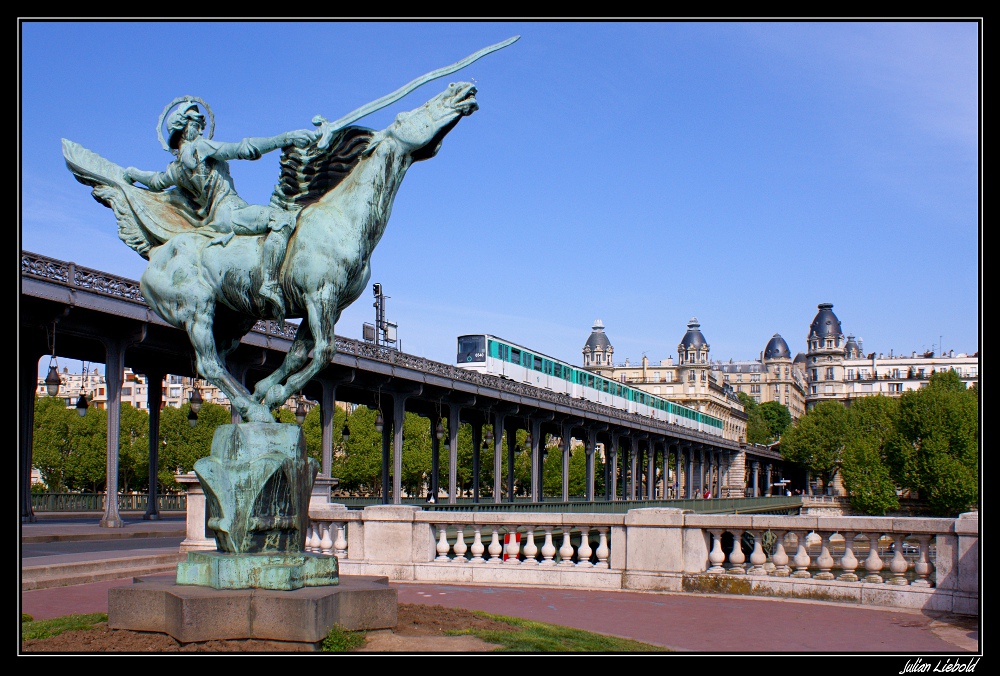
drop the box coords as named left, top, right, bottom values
left=299, top=505, right=977, bottom=615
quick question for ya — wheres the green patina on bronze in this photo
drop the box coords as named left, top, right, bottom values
left=60, top=37, right=518, bottom=590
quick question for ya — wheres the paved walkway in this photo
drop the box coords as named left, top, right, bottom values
left=20, top=515, right=980, bottom=654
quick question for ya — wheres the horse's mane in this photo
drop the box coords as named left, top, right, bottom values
left=269, top=126, right=374, bottom=212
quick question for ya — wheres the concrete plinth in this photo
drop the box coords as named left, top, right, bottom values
left=108, top=575, right=397, bottom=648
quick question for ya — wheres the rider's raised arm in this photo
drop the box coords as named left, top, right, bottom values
left=123, top=165, right=178, bottom=191
left=200, top=130, right=318, bottom=162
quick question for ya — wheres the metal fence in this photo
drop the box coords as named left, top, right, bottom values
left=30, top=493, right=187, bottom=512
left=331, top=496, right=801, bottom=515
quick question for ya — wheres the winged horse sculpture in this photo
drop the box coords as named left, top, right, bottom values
left=63, top=37, right=517, bottom=423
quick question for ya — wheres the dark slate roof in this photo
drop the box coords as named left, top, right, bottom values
left=679, top=317, right=709, bottom=350
left=584, top=319, right=612, bottom=350
left=845, top=334, right=862, bottom=359
left=808, top=303, right=843, bottom=339
left=764, top=333, right=791, bottom=359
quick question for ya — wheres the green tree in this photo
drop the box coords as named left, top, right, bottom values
left=779, top=400, right=848, bottom=493
left=840, top=396, right=900, bottom=515
left=334, top=406, right=383, bottom=497
left=758, top=401, right=792, bottom=443
left=117, top=403, right=149, bottom=493
left=887, top=371, right=978, bottom=516
left=32, top=396, right=76, bottom=491
left=158, top=402, right=229, bottom=490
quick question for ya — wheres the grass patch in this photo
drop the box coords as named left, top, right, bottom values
left=454, top=611, right=669, bottom=653
left=21, top=613, right=107, bottom=641
left=321, top=624, right=367, bottom=653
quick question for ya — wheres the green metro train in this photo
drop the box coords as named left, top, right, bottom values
left=456, top=334, right=724, bottom=437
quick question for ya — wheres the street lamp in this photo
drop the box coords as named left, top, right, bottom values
left=484, top=428, right=494, bottom=447
left=294, top=397, right=307, bottom=425
left=435, top=420, right=445, bottom=441
left=341, top=425, right=350, bottom=443
left=187, top=407, right=198, bottom=427
left=44, top=359, right=61, bottom=397
left=189, top=385, right=203, bottom=414
left=75, top=392, right=89, bottom=417
left=374, top=410, right=384, bottom=434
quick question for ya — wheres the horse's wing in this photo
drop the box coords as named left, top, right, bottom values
left=268, top=126, right=374, bottom=212
left=62, top=139, right=206, bottom=259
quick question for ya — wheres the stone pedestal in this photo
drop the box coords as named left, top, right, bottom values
left=176, top=550, right=340, bottom=590
left=108, top=574, right=397, bottom=649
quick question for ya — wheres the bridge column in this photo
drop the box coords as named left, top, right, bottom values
left=607, top=430, right=621, bottom=501
left=320, top=382, right=335, bottom=479
left=100, top=333, right=133, bottom=528
left=646, top=439, right=656, bottom=500
left=618, top=437, right=629, bottom=501
left=19, top=328, right=47, bottom=523
left=492, top=410, right=506, bottom=504
left=685, top=445, right=694, bottom=499
left=585, top=429, right=597, bottom=502
left=140, top=367, right=165, bottom=520
left=447, top=402, right=462, bottom=504
left=560, top=422, right=573, bottom=502
left=765, top=464, right=773, bottom=497
left=751, top=460, right=760, bottom=497
left=380, top=394, right=392, bottom=504
left=430, top=413, right=441, bottom=501
left=528, top=418, right=543, bottom=502
left=630, top=444, right=639, bottom=500
left=714, top=450, right=723, bottom=498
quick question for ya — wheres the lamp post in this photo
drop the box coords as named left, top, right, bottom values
left=75, top=362, right=90, bottom=417
left=189, top=385, right=203, bottom=414
left=294, top=396, right=307, bottom=425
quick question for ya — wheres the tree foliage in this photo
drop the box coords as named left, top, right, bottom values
left=887, top=371, right=979, bottom=516
left=779, top=400, right=848, bottom=492
left=840, top=396, right=900, bottom=515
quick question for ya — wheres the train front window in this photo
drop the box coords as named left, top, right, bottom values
left=457, top=336, right=486, bottom=363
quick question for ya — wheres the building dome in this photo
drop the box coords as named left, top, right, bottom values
left=808, top=303, right=843, bottom=339
left=679, top=317, right=708, bottom=350
left=584, top=319, right=612, bottom=350
left=763, top=333, right=791, bottom=359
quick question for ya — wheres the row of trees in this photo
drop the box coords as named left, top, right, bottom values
left=32, top=396, right=604, bottom=499
left=779, top=371, right=979, bottom=516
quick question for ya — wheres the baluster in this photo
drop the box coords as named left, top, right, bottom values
left=747, top=530, right=768, bottom=576
left=333, top=522, right=348, bottom=559
left=707, top=529, right=726, bottom=573
left=813, top=531, right=835, bottom=580
left=453, top=526, right=468, bottom=563
left=728, top=530, right=746, bottom=574
left=557, top=529, right=575, bottom=566
left=911, top=535, right=934, bottom=587
left=791, top=530, right=812, bottom=578
left=863, top=533, right=884, bottom=583
left=505, top=528, right=522, bottom=565
left=540, top=527, right=557, bottom=566
left=595, top=528, right=610, bottom=569
left=435, top=524, right=451, bottom=562
left=305, top=522, right=318, bottom=552
left=770, top=531, right=790, bottom=577
left=576, top=527, right=593, bottom=567
left=522, top=528, right=539, bottom=565
left=469, top=526, right=485, bottom=563
left=488, top=530, right=503, bottom=562
left=888, top=534, right=909, bottom=585
left=320, top=522, right=334, bottom=555
left=838, top=532, right=859, bottom=581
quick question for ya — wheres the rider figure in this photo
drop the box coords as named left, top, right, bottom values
left=123, top=100, right=316, bottom=322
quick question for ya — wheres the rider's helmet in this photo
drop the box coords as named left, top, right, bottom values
left=166, top=101, right=206, bottom=150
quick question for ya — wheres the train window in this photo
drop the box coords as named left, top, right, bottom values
left=458, top=335, right=486, bottom=363
left=553, top=363, right=562, bottom=378
left=544, top=360, right=553, bottom=375
left=533, top=356, right=542, bottom=371
left=511, top=348, right=521, bottom=364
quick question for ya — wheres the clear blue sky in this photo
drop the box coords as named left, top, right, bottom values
left=20, top=20, right=981, bottom=375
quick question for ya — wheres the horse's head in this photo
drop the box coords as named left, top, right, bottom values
left=380, top=81, right=478, bottom=162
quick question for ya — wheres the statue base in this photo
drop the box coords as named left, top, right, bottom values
left=109, top=574, right=397, bottom=648
left=176, top=550, right=339, bottom=590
